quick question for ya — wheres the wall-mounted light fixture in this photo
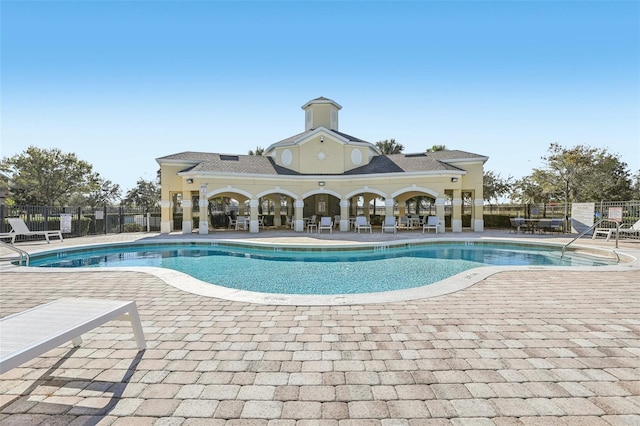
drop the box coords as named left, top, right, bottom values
left=200, top=185, right=207, bottom=194
left=186, top=178, right=194, bottom=184
left=318, top=181, right=325, bottom=186
left=450, top=177, right=459, bottom=183
left=320, top=136, right=324, bottom=143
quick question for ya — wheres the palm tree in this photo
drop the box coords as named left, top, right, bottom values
left=248, top=146, right=265, bottom=155
left=375, top=139, right=404, bottom=154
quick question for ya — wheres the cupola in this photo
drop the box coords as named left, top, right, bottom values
left=301, top=97, right=342, bottom=131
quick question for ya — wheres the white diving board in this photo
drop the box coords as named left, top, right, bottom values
left=1, top=298, right=146, bottom=373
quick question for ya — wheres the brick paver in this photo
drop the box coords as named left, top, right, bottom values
left=1, top=233, right=639, bottom=424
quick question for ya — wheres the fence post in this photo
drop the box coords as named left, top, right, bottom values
left=147, top=212, right=151, bottom=232
left=119, top=206, right=124, bottom=233
left=77, top=207, right=82, bottom=237
left=0, top=205, right=4, bottom=233
left=43, top=206, right=49, bottom=231
left=103, top=206, right=108, bottom=234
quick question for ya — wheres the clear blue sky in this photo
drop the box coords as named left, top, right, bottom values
left=2, top=1, right=639, bottom=193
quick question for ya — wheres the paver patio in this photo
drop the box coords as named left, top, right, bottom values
left=1, top=232, right=639, bottom=425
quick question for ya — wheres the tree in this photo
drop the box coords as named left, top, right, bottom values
left=426, top=144, right=447, bottom=152
left=375, top=139, right=404, bottom=154
left=483, top=170, right=513, bottom=204
left=0, top=146, right=96, bottom=206
left=248, top=147, right=264, bottom=155
left=539, top=143, right=633, bottom=202
left=85, top=175, right=122, bottom=207
left=66, top=174, right=121, bottom=207
left=511, top=143, right=635, bottom=208
left=123, top=178, right=160, bottom=211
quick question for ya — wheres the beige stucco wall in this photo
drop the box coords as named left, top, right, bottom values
left=273, top=134, right=374, bottom=174
left=157, top=158, right=485, bottom=233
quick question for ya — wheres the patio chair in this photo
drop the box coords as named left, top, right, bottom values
left=398, top=215, right=409, bottom=230
left=423, top=216, right=439, bottom=233
left=537, top=218, right=552, bottom=234
left=235, top=216, right=248, bottom=231
left=549, top=218, right=564, bottom=233
left=616, top=219, right=640, bottom=239
left=7, top=218, right=63, bottom=244
left=318, top=216, right=333, bottom=233
left=333, top=215, right=341, bottom=229
left=227, top=215, right=237, bottom=230
left=307, top=215, right=317, bottom=233
left=1, top=298, right=146, bottom=373
left=509, top=218, right=524, bottom=233
left=354, top=216, right=372, bottom=233
left=381, top=216, right=396, bottom=233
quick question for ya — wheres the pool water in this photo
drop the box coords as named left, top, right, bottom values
left=28, top=242, right=610, bottom=295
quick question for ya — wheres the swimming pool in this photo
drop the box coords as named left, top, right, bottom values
left=27, top=240, right=615, bottom=296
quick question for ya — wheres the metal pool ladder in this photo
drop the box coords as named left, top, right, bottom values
left=0, top=240, right=30, bottom=266
left=561, top=218, right=621, bottom=260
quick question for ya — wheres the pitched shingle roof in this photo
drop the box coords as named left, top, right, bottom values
left=157, top=150, right=486, bottom=176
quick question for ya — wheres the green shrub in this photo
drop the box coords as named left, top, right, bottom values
left=123, top=223, right=145, bottom=232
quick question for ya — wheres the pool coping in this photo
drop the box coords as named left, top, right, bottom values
left=4, top=236, right=639, bottom=306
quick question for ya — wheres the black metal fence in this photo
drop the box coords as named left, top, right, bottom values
left=0, top=205, right=161, bottom=241
left=2, top=200, right=638, bottom=240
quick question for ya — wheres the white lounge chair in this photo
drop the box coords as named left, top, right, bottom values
left=7, top=217, right=63, bottom=244
left=0, top=298, right=146, bottom=373
left=599, top=219, right=640, bottom=241
left=423, top=216, right=440, bottom=233
left=318, top=216, right=333, bottom=233
left=354, top=216, right=372, bottom=233
left=381, top=216, right=396, bottom=233
left=617, top=219, right=640, bottom=239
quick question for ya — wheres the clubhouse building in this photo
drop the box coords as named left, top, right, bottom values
left=156, top=97, right=488, bottom=234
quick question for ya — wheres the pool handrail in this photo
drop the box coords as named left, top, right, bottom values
left=561, top=218, right=622, bottom=258
left=0, top=240, right=30, bottom=266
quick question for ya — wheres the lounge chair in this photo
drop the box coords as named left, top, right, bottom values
left=381, top=216, right=396, bottom=233
left=7, top=218, right=63, bottom=244
left=0, top=298, right=146, bottom=373
left=354, top=216, right=372, bottom=233
left=423, top=216, right=439, bottom=233
left=617, top=219, right=640, bottom=239
left=318, top=216, right=333, bottom=233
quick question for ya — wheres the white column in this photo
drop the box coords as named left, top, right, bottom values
left=273, top=198, right=282, bottom=227
left=160, top=200, right=171, bottom=234
left=181, top=198, right=192, bottom=234
left=474, top=198, right=484, bottom=232
left=452, top=192, right=462, bottom=233
left=384, top=198, right=394, bottom=218
left=340, top=200, right=350, bottom=231
left=435, top=197, right=446, bottom=233
left=294, top=200, right=305, bottom=232
left=199, top=188, right=209, bottom=235
left=249, top=199, right=259, bottom=233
